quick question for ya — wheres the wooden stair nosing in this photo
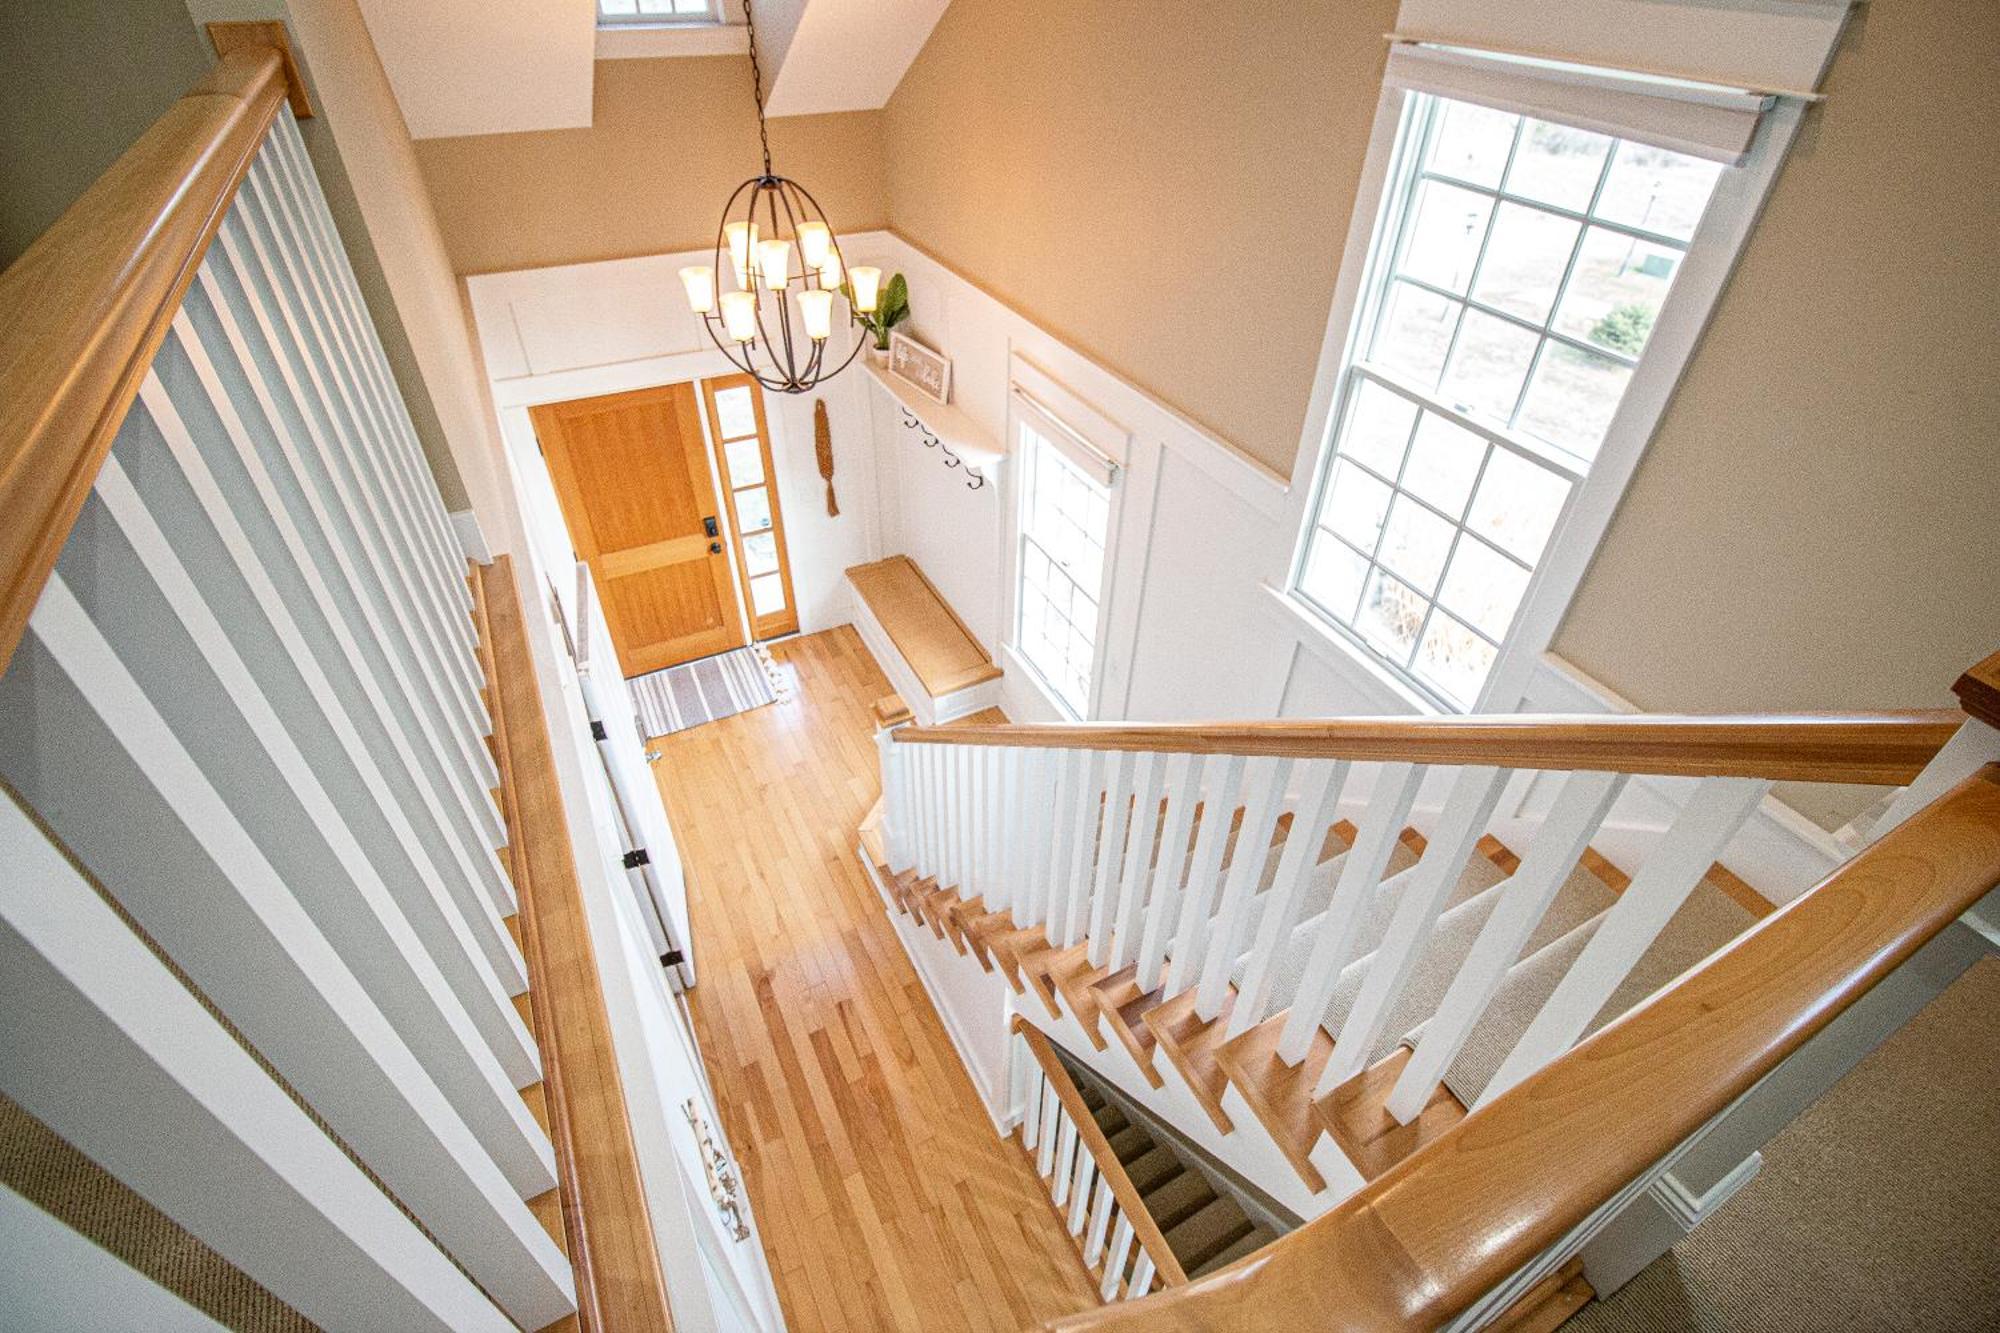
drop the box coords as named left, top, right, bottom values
left=1314, top=1044, right=1468, bottom=1184
left=1212, top=1010, right=1333, bottom=1193
left=1142, top=990, right=1236, bottom=1135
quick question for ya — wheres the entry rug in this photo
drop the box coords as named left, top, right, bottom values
left=629, top=645, right=785, bottom=738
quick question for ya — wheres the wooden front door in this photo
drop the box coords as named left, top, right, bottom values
left=531, top=384, right=746, bottom=676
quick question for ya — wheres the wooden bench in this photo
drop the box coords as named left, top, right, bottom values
left=846, top=556, right=1003, bottom=725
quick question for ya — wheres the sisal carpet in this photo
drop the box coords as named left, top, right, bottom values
left=1568, top=958, right=2000, bottom=1331
left=627, top=644, right=781, bottom=738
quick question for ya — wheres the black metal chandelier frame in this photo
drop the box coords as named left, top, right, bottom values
left=696, top=0, right=866, bottom=394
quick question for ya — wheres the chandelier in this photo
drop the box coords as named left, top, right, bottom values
left=677, top=0, right=879, bottom=393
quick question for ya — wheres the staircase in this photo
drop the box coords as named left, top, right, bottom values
left=862, top=688, right=2000, bottom=1327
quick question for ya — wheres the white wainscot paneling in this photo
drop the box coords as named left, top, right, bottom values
left=870, top=378, right=1007, bottom=652
left=467, top=255, right=708, bottom=380
left=1120, top=450, right=1295, bottom=720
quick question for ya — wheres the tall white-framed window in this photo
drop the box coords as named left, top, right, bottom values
left=1013, top=398, right=1117, bottom=718
left=1291, top=60, right=1765, bottom=711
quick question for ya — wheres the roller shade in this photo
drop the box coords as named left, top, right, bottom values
left=1386, top=42, right=1775, bottom=165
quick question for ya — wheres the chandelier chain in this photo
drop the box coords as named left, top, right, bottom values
left=742, top=0, right=773, bottom=176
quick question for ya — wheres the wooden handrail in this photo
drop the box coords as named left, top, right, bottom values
left=1014, top=1018, right=1190, bottom=1288
left=1955, top=651, right=2000, bottom=732
left=895, top=711, right=1962, bottom=785
left=481, top=556, right=675, bottom=1332
left=1044, top=764, right=2000, bottom=1331
left=0, top=44, right=290, bottom=676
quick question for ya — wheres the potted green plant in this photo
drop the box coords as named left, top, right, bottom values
left=851, top=271, right=910, bottom=361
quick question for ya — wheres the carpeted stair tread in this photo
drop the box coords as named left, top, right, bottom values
left=1318, top=855, right=1618, bottom=1054
left=1108, top=1123, right=1151, bottom=1165
left=1091, top=1103, right=1125, bottom=1137
left=1190, top=1226, right=1275, bottom=1278
left=1412, top=874, right=1754, bottom=1105
left=1228, top=841, right=1487, bottom=1015
left=1139, top=1168, right=1217, bottom=1232
left=1163, top=1196, right=1254, bottom=1270
left=1125, top=1145, right=1182, bottom=1194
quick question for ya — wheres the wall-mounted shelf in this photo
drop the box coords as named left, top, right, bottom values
left=864, top=359, right=1005, bottom=488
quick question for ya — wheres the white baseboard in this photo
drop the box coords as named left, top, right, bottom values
left=861, top=853, right=1012, bottom=1133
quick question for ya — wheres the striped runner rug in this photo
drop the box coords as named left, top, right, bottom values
left=628, top=646, right=781, bottom=738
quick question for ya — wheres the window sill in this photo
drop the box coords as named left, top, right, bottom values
left=998, top=641, right=1083, bottom=723
left=1256, top=582, right=1446, bottom=718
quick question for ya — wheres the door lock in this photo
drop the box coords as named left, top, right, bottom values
left=702, top=515, right=719, bottom=538
left=708, top=541, right=723, bottom=554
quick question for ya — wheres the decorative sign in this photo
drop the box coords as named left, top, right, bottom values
left=888, top=330, right=952, bottom=406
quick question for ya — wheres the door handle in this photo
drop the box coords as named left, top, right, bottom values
left=703, top=515, right=719, bottom=538
left=708, top=541, right=723, bottom=555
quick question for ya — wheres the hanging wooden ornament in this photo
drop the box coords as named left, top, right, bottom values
left=814, top=398, right=838, bottom=516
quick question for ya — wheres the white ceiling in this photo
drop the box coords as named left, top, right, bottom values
left=760, top=0, right=951, bottom=118
left=355, top=0, right=598, bottom=139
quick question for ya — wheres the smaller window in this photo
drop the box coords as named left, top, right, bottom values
left=1014, top=416, right=1112, bottom=718
left=597, top=0, right=720, bottom=25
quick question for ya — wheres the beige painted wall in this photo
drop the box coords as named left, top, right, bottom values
left=411, top=56, right=887, bottom=275
left=1552, top=0, right=2000, bottom=827
left=0, top=0, right=213, bottom=268
left=883, top=0, right=1400, bottom=477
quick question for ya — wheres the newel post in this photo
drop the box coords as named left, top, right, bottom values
left=874, top=725, right=905, bottom=871
left=1872, top=651, right=2000, bottom=842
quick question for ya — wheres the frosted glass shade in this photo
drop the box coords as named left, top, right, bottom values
left=848, top=266, right=882, bottom=314
left=757, top=239, right=792, bottom=290
left=795, top=221, right=832, bottom=269
left=679, top=265, right=716, bottom=314
left=799, top=288, right=834, bottom=341
left=720, top=290, right=758, bottom=342
left=724, top=220, right=759, bottom=287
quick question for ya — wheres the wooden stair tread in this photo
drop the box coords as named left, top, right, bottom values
left=1050, top=954, right=1117, bottom=1049
left=1315, top=1044, right=1468, bottom=1183
left=1020, top=943, right=1092, bottom=1021
left=846, top=555, right=1002, bottom=697
left=1213, top=1011, right=1333, bottom=1193
left=1091, top=967, right=1168, bottom=1088
left=871, top=691, right=913, bottom=728
left=1143, top=991, right=1236, bottom=1134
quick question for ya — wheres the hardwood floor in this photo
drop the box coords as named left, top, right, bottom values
left=649, top=627, right=1100, bottom=1332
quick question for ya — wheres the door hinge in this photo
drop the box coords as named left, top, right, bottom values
left=661, top=948, right=685, bottom=968
left=622, top=848, right=651, bottom=869
left=590, top=719, right=608, bottom=741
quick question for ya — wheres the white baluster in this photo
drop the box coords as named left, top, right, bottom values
left=1036, top=1084, right=1061, bottom=1177
left=1101, top=1216, right=1135, bottom=1301
left=1165, top=753, right=1247, bottom=996
left=1052, top=1115, right=1079, bottom=1206
left=93, top=459, right=544, bottom=1165
left=1060, top=749, right=1107, bottom=947
left=1194, top=756, right=1294, bottom=1019
left=1107, top=752, right=1166, bottom=970
left=0, top=789, right=535, bottom=1332
left=997, top=747, right=1023, bottom=914
left=1126, top=1252, right=1157, bottom=1298
left=1132, top=752, right=1202, bottom=991
left=1386, top=769, right=1629, bottom=1122
left=12, top=588, right=570, bottom=1324
left=1082, top=1176, right=1114, bottom=1264
left=1042, top=748, right=1080, bottom=937
left=982, top=745, right=1004, bottom=905
left=1478, top=776, right=1771, bottom=1107
left=1085, top=751, right=1135, bottom=964
left=1067, top=1152, right=1096, bottom=1234
left=1021, top=1066, right=1045, bottom=1150
left=1226, top=759, right=1350, bottom=1038
left=1317, top=766, right=1508, bottom=1091
left=1019, top=749, right=1054, bottom=926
